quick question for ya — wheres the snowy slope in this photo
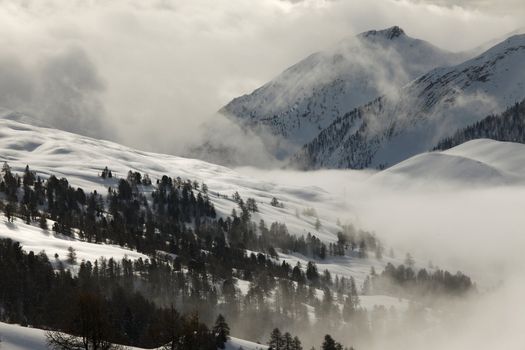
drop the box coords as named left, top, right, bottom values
left=0, top=322, right=267, bottom=350
left=0, top=116, right=420, bottom=315
left=277, top=251, right=398, bottom=290
left=0, top=115, right=408, bottom=289
left=225, top=337, right=268, bottom=350
left=0, top=322, right=148, bottom=350
left=0, top=322, right=49, bottom=350
left=222, top=26, right=465, bottom=158
left=0, top=117, right=348, bottom=244
left=294, top=34, right=525, bottom=169
left=371, top=139, right=525, bottom=186
left=0, top=216, right=147, bottom=268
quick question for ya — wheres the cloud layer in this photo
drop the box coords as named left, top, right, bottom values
left=0, top=0, right=522, bottom=157
left=236, top=165, right=525, bottom=349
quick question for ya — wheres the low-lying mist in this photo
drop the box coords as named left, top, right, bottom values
left=236, top=166, right=525, bottom=349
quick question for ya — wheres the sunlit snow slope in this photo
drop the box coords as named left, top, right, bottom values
left=0, top=322, right=267, bottom=350
left=0, top=117, right=347, bottom=243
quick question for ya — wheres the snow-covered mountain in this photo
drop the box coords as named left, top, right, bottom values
left=293, top=34, right=525, bottom=169
left=221, top=26, right=465, bottom=158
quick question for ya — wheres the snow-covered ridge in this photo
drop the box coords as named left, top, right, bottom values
left=371, top=139, right=525, bottom=186
left=221, top=26, right=465, bottom=158
left=0, top=116, right=347, bottom=244
left=294, top=34, right=525, bottom=169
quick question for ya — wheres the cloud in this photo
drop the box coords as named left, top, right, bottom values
left=0, top=44, right=108, bottom=139
left=0, top=0, right=521, bottom=161
left=235, top=166, right=525, bottom=349
left=37, top=47, right=108, bottom=138
left=409, top=0, right=525, bottom=13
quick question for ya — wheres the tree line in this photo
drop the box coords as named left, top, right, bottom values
left=433, top=98, right=525, bottom=151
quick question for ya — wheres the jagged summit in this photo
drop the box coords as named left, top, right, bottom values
left=359, top=26, right=406, bottom=40
left=220, top=25, right=462, bottom=161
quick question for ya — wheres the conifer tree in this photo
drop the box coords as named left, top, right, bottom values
left=321, top=335, right=336, bottom=350
left=292, top=336, right=303, bottom=350
left=269, top=328, right=283, bottom=350
left=282, top=332, right=293, bottom=350
left=67, top=246, right=77, bottom=265
left=213, top=314, right=230, bottom=349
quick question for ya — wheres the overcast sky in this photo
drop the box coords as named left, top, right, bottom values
left=0, top=0, right=522, bottom=154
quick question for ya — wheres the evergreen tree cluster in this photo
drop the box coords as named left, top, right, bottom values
left=0, top=238, right=220, bottom=349
left=369, top=262, right=474, bottom=299
left=433, top=99, right=525, bottom=151
left=268, top=328, right=302, bottom=350
left=0, top=165, right=476, bottom=349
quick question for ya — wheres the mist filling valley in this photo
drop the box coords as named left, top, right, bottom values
left=229, top=165, right=525, bottom=349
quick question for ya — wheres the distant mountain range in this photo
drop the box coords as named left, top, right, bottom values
left=221, top=26, right=467, bottom=160
left=221, top=26, right=525, bottom=169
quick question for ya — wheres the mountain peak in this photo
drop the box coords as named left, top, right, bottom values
left=359, top=26, right=406, bottom=40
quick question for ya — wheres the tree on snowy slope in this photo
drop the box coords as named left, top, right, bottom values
left=321, top=334, right=344, bottom=350
left=268, top=329, right=303, bottom=350
left=46, top=292, right=116, bottom=350
left=269, top=328, right=284, bottom=350
left=434, top=99, right=525, bottom=151
left=213, top=314, right=230, bottom=349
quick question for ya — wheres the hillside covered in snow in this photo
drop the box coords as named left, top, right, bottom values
left=371, top=139, right=525, bottom=186
left=0, top=322, right=268, bottom=350
left=0, top=114, right=523, bottom=349
left=0, top=116, right=444, bottom=350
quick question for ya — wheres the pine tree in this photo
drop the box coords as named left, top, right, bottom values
left=39, top=213, right=48, bottom=230
left=213, top=314, right=230, bottom=349
left=246, top=198, right=258, bottom=212
left=67, top=246, right=77, bottom=264
left=282, top=332, right=293, bottom=350
left=321, top=335, right=336, bottom=350
left=233, top=191, right=241, bottom=203
left=4, top=204, right=13, bottom=223
left=306, top=262, right=319, bottom=283
left=292, top=336, right=303, bottom=350
left=269, top=328, right=283, bottom=350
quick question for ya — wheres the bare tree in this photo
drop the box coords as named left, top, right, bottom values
left=46, top=293, right=122, bottom=350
